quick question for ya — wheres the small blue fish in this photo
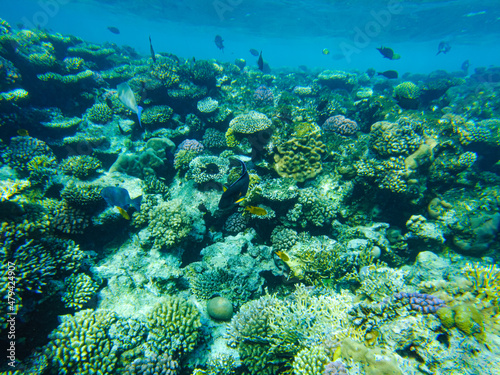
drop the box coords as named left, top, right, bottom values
left=101, top=187, right=142, bottom=220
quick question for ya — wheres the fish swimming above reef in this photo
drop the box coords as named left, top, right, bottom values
left=257, top=51, right=271, bottom=73
left=149, top=35, right=156, bottom=63
left=436, top=41, right=451, bottom=55
left=101, top=186, right=142, bottom=220
left=461, top=59, right=470, bottom=74
left=322, top=48, right=330, bottom=55
left=218, top=158, right=249, bottom=210
left=214, top=35, right=224, bottom=51
left=117, top=82, right=143, bottom=127
left=107, top=26, right=120, bottom=34
left=249, top=48, right=259, bottom=56
left=245, top=206, right=267, bottom=216
left=376, top=46, right=400, bottom=60
left=378, top=70, right=398, bottom=79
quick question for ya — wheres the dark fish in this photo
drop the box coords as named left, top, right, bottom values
left=101, top=187, right=142, bottom=219
left=214, top=35, right=224, bottom=51
left=107, top=26, right=120, bottom=34
left=218, top=159, right=249, bottom=210
left=377, top=70, right=398, bottom=79
left=257, top=51, right=264, bottom=71
left=437, top=41, right=451, bottom=55
left=376, top=46, right=400, bottom=60
left=149, top=35, right=156, bottom=63
left=461, top=59, right=470, bottom=73
left=249, top=48, right=259, bottom=56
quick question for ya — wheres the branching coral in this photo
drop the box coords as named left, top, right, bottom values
left=462, top=263, right=500, bottom=307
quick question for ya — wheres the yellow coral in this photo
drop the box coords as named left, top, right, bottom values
left=0, top=88, right=29, bottom=102
left=463, top=263, right=500, bottom=306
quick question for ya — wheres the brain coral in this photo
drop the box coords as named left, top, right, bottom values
left=273, top=132, right=327, bottom=182
left=226, top=110, right=272, bottom=147
left=323, top=115, right=359, bottom=136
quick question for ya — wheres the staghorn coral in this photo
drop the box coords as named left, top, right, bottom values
left=273, top=132, right=326, bottom=182
left=44, top=199, right=91, bottom=235
left=151, top=56, right=180, bottom=87
left=44, top=309, right=118, bottom=375
left=61, top=273, right=99, bottom=309
left=462, top=263, right=500, bottom=307
left=145, top=296, right=201, bottom=357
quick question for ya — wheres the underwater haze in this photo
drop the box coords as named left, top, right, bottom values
left=1, top=0, right=500, bottom=374
left=2, top=0, right=500, bottom=73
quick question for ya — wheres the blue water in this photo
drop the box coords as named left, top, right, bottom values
left=2, top=0, right=500, bottom=74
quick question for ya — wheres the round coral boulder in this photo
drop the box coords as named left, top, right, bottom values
left=207, top=296, right=233, bottom=321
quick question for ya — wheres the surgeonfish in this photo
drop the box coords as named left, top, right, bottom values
left=257, top=51, right=264, bottom=71
left=437, top=41, right=451, bottom=55
left=218, top=158, right=249, bottom=210
left=101, top=186, right=142, bottom=220
left=376, top=46, right=400, bottom=60
left=249, top=48, right=259, bottom=56
left=107, top=26, right=120, bottom=34
left=149, top=35, right=156, bottom=63
left=377, top=70, right=398, bottom=79
left=214, top=35, right=224, bottom=51
left=117, top=82, right=143, bottom=127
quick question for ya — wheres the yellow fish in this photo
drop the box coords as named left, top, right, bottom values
left=17, top=129, right=29, bottom=136
left=116, top=206, right=130, bottom=220
left=322, top=48, right=330, bottom=55
left=245, top=206, right=267, bottom=216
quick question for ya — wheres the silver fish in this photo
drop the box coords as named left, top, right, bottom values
left=117, top=82, right=143, bottom=127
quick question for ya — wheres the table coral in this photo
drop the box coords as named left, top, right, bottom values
left=226, top=111, right=272, bottom=147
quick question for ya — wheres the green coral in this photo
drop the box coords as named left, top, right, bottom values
left=187, top=155, right=230, bottom=184
left=192, top=60, right=217, bottom=85
left=145, top=296, right=201, bottom=357
left=3, top=136, right=55, bottom=173
left=273, top=132, right=326, bottom=182
left=151, top=56, right=180, bottom=87
left=226, top=111, right=272, bottom=147
left=293, top=345, right=329, bottom=375
left=393, top=81, right=421, bottom=109
left=134, top=197, right=193, bottom=250
left=86, top=103, right=113, bottom=124
left=37, top=70, right=94, bottom=84
left=370, top=120, right=422, bottom=157
left=62, top=273, right=99, bottom=309
left=44, top=309, right=118, bottom=375
left=60, top=155, right=102, bottom=179
left=61, top=182, right=103, bottom=211
left=63, top=57, right=85, bottom=72
left=141, top=105, right=173, bottom=127
left=202, top=128, right=226, bottom=148
left=298, top=188, right=336, bottom=226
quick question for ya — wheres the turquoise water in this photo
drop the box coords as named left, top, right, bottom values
left=1, top=1, right=500, bottom=374
left=2, top=0, right=500, bottom=72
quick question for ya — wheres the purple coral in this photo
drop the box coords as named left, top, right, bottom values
left=394, top=292, right=446, bottom=314
left=324, top=360, right=348, bottom=375
left=176, top=139, right=205, bottom=154
left=253, top=85, right=274, bottom=107
left=322, top=115, right=359, bottom=136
